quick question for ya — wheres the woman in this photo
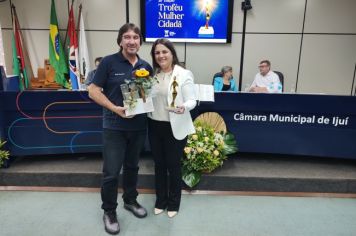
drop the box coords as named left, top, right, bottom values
left=213, top=66, right=238, bottom=92
left=149, top=38, right=196, bottom=218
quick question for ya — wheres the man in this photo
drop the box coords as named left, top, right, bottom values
left=84, top=57, right=102, bottom=86
left=249, top=60, right=282, bottom=93
left=88, top=23, right=153, bottom=235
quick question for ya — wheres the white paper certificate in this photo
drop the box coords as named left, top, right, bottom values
left=195, top=84, right=215, bottom=102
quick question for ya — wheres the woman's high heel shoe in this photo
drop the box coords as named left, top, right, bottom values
left=154, top=208, right=164, bottom=215
left=167, top=211, right=178, bottom=218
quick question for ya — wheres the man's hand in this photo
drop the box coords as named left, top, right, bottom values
left=113, top=106, right=130, bottom=118
left=250, top=86, right=268, bottom=93
left=249, top=86, right=257, bottom=92
left=88, top=84, right=135, bottom=118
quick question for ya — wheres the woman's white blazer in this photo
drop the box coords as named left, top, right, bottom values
left=167, top=65, right=197, bottom=140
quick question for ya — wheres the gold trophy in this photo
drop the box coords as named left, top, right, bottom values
left=170, top=77, right=178, bottom=108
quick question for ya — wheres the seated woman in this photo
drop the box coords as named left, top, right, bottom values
left=213, top=66, right=238, bottom=92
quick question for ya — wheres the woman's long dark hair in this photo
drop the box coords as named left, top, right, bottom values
left=150, top=38, right=184, bottom=73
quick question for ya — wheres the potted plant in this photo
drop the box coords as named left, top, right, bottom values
left=0, top=140, right=10, bottom=168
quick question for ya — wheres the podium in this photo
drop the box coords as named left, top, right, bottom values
left=30, top=59, right=62, bottom=89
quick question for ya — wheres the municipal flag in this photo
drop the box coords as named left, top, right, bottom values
left=68, top=5, right=80, bottom=90
left=79, top=10, right=90, bottom=80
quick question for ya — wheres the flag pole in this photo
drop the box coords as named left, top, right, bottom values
left=10, top=4, right=15, bottom=32
left=63, top=0, right=70, bottom=44
left=9, top=0, right=14, bottom=24
left=77, top=4, right=82, bottom=32
left=67, top=0, right=70, bottom=15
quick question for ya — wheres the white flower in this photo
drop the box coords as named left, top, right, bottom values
left=214, top=133, right=224, bottom=145
left=213, top=150, right=220, bottom=156
left=192, top=134, right=198, bottom=140
left=184, top=147, right=192, bottom=154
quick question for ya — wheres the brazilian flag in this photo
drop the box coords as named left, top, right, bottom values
left=49, top=0, right=69, bottom=88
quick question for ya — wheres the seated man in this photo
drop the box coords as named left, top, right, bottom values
left=213, top=66, right=238, bottom=92
left=84, top=57, right=102, bottom=86
left=249, top=60, right=282, bottom=93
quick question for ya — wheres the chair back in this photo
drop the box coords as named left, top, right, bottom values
left=212, top=72, right=223, bottom=85
left=274, top=70, right=284, bottom=92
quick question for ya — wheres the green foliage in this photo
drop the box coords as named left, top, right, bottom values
left=182, top=121, right=238, bottom=188
left=223, top=132, right=238, bottom=155
left=182, top=167, right=201, bottom=188
left=0, top=140, right=10, bottom=168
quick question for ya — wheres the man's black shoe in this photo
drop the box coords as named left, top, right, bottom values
left=103, top=210, right=120, bottom=235
left=124, top=200, right=147, bottom=218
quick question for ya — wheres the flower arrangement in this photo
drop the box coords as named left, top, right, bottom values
left=0, top=140, right=10, bottom=168
left=182, top=120, right=238, bottom=188
left=122, top=68, right=158, bottom=109
left=132, top=68, right=158, bottom=102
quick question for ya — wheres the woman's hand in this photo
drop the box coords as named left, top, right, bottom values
left=174, top=106, right=185, bottom=114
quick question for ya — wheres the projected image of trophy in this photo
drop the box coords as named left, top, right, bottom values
left=198, top=0, right=215, bottom=38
